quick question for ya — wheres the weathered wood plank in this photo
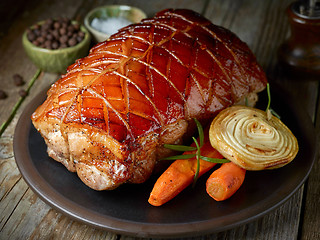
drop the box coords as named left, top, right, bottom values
left=107, top=0, right=207, bottom=18
left=209, top=190, right=303, bottom=240
left=300, top=94, right=320, bottom=240
left=202, top=1, right=311, bottom=240
left=70, top=0, right=208, bottom=24
left=117, top=190, right=303, bottom=240
left=28, top=209, right=117, bottom=240
left=0, top=1, right=113, bottom=239
left=204, top=0, right=273, bottom=48
left=0, top=0, right=87, bottom=135
left=1, top=1, right=208, bottom=239
left=1, top=187, right=48, bottom=239
left=1, top=0, right=318, bottom=239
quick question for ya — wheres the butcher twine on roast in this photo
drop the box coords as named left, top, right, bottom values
left=31, top=9, right=267, bottom=190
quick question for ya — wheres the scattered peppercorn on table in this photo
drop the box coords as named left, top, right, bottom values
left=1, top=0, right=319, bottom=239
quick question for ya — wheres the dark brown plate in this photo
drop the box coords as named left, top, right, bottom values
left=13, top=85, right=316, bottom=238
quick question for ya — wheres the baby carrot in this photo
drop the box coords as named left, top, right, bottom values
left=148, top=131, right=224, bottom=206
left=206, top=162, right=246, bottom=201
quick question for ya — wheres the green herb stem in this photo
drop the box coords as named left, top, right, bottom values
left=194, top=118, right=204, bottom=147
left=162, top=118, right=229, bottom=186
left=265, top=83, right=280, bottom=119
left=200, top=156, right=230, bottom=163
left=266, top=83, right=271, bottom=112
left=163, top=144, right=197, bottom=152
left=245, top=97, right=249, bottom=107
left=270, top=109, right=281, bottom=119
left=0, top=69, right=42, bottom=137
left=192, top=136, right=201, bottom=187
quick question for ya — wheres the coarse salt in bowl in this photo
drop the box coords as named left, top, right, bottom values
left=84, top=5, right=147, bottom=42
left=91, top=17, right=133, bottom=36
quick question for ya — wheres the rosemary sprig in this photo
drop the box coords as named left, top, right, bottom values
left=161, top=83, right=280, bottom=187
left=200, top=156, right=229, bottom=163
left=162, top=118, right=230, bottom=186
left=163, top=144, right=196, bottom=152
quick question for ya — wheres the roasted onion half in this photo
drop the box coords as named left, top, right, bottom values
left=209, top=105, right=299, bottom=170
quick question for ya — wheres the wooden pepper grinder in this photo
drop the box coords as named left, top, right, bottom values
left=278, top=0, right=320, bottom=77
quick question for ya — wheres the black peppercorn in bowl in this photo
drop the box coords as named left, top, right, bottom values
left=22, top=18, right=91, bottom=73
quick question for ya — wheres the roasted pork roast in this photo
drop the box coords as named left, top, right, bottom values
left=31, top=9, right=267, bottom=190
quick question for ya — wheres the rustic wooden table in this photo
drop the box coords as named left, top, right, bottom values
left=1, top=0, right=319, bottom=239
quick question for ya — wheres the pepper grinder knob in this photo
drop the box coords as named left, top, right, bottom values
left=278, top=0, right=320, bottom=77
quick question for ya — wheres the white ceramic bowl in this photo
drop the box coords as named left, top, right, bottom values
left=84, top=5, right=147, bottom=42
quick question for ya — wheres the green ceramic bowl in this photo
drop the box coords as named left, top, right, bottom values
left=22, top=21, right=91, bottom=74
left=84, top=5, right=147, bottom=42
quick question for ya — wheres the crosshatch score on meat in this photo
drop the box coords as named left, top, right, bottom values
left=31, top=9, right=268, bottom=191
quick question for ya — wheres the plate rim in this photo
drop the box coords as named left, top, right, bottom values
left=13, top=85, right=317, bottom=238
